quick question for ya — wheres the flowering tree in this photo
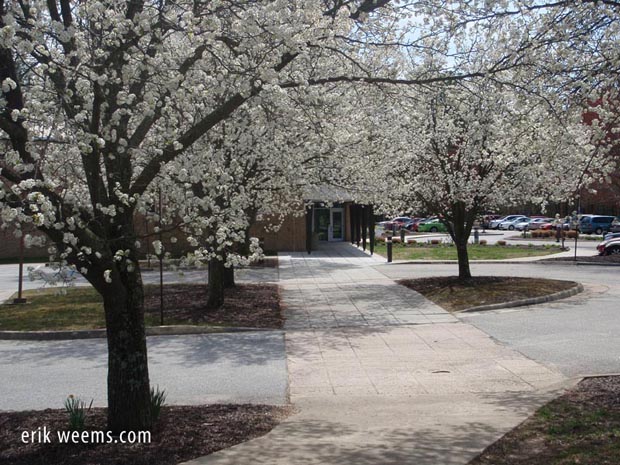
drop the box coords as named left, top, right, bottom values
left=0, top=0, right=411, bottom=432
left=1, top=0, right=619, bottom=433
left=158, top=99, right=333, bottom=308
left=396, top=82, right=602, bottom=278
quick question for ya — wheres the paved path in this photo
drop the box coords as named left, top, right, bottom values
left=378, top=261, right=620, bottom=377
left=185, top=243, right=567, bottom=465
left=0, top=263, right=286, bottom=410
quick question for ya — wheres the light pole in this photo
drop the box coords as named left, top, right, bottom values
left=573, top=195, right=581, bottom=262
left=13, top=234, right=27, bottom=304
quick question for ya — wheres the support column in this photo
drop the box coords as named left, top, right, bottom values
left=361, top=205, right=368, bottom=251
left=305, top=204, right=313, bottom=254
left=369, top=205, right=375, bottom=255
left=350, top=204, right=356, bottom=244
left=354, top=205, right=361, bottom=247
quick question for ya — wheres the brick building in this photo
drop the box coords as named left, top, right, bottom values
left=250, top=186, right=374, bottom=253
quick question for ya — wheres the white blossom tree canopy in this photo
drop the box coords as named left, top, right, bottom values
left=1, top=0, right=619, bottom=432
left=0, top=0, right=416, bottom=433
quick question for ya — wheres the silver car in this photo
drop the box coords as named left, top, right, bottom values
left=489, top=215, right=523, bottom=229
left=499, top=216, right=529, bottom=230
left=515, top=217, right=552, bottom=231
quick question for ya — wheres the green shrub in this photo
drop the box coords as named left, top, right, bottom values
left=150, top=386, right=167, bottom=423
left=64, top=395, right=93, bottom=431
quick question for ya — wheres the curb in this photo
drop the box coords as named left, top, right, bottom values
left=580, top=372, right=620, bottom=379
left=536, top=260, right=620, bottom=267
left=459, top=282, right=584, bottom=313
left=385, top=259, right=562, bottom=265
left=384, top=258, right=605, bottom=265
left=574, top=261, right=620, bottom=267
left=0, top=325, right=280, bottom=341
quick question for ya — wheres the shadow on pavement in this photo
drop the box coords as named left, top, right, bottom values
left=0, top=332, right=286, bottom=368
left=187, top=416, right=508, bottom=465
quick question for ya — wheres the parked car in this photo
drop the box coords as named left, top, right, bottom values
left=417, top=219, right=448, bottom=233
left=579, top=215, right=616, bottom=235
left=481, top=214, right=501, bottom=229
left=609, top=217, right=620, bottom=233
left=403, top=218, right=425, bottom=231
left=499, top=216, right=529, bottom=230
left=409, top=216, right=438, bottom=231
left=513, top=218, right=532, bottom=231
left=489, top=215, right=524, bottom=229
left=597, top=237, right=620, bottom=255
left=517, top=217, right=552, bottom=231
left=538, top=219, right=571, bottom=231
left=383, top=216, right=412, bottom=230
left=603, top=232, right=620, bottom=241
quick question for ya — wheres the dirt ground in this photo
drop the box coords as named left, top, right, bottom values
left=144, top=283, right=284, bottom=329
left=0, top=404, right=291, bottom=465
left=399, top=276, right=577, bottom=312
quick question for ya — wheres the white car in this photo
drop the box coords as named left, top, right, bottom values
left=499, top=216, right=529, bottom=230
left=489, top=215, right=523, bottom=229
left=597, top=237, right=620, bottom=255
left=515, top=217, right=551, bottom=231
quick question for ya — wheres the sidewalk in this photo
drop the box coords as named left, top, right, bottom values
left=183, top=243, right=567, bottom=465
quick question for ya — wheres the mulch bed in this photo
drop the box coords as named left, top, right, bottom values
left=143, top=283, right=284, bottom=329
left=399, top=276, right=578, bottom=312
left=0, top=404, right=291, bottom=465
left=469, top=376, right=620, bottom=465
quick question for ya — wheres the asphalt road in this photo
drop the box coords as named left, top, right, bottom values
left=377, top=261, right=620, bottom=377
left=0, top=331, right=288, bottom=410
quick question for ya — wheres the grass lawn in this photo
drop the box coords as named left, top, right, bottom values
left=0, top=283, right=282, bottom=331
left=0, top=287, right=108, bottom=331
left=399, top=276, right=578, bottom=312
left=469, top=376, right=620, bottom=465
left=374, top=242, right=562, bottom=261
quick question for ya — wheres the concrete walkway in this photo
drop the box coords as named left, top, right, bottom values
left=184, top=243, right=567, bottom=465
left=376, top=261, right=620, bottom=378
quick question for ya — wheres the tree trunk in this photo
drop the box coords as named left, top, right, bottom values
left=224, top=264, right=235, bottom=288
left=207, top=258, right=225, bottom=309
left=447, top=201, right=474, bottom=281
left=101, top=266, right=152, bottom=433
left=455, top=239, right=472, bottom=280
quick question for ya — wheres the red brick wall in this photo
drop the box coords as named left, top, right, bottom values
left=250, top=211, right=307, bottom=253
left=0, top=229, right=48, bottom=260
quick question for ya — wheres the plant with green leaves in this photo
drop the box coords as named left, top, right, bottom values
left=149, top=386, right=167, bottom=423
left=64, top=395, right=93, bottom=431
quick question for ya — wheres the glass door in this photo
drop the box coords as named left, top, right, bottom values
left=313, top=208, right=330, bottom=241
left=329, top=208, right=344, bottom=241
